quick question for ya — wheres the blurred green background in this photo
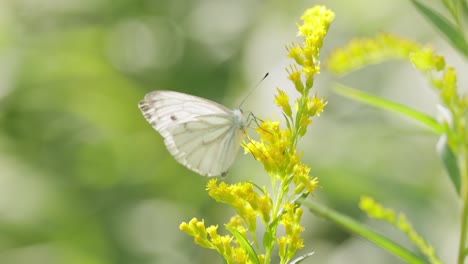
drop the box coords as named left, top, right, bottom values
left=0, top=0, right=463, bottom=263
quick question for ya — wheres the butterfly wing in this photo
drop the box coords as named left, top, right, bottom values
left=167, top=114, right=245, bottom=176
left=138, top=90, right=245, bottom=176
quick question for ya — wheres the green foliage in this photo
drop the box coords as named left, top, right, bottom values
left=410, top=0, right=468, bottom=58
left=321, top=1, right=468, bottom=263
left=225, top=225, right=261, bottom=264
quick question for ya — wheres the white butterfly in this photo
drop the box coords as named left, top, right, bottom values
left=138, top=90, right=247, bottom=177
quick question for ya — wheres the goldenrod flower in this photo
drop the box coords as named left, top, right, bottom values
left=287, top=64, right=304, bottom=92
left=275, top=88, right=292, bottom=117
left=179, top=218, right=213, bottom=249
left=243, top=120, right=292, bottom=175
left=242, top=7, right=332, bottom=261
left=287, top=5, right=335, bottom=90
left=327, top=33, right=421, bottom=74
left=359, top=196, right=396, bottom=222
left=287, top=43, right=305, bottom=67
left=278, top=204, right=305, bottom=262
left=181, top=5, right=334, bottom=263
left=292, top=163, right=318, bottom=194
left=306, top=93, right=327, bottom=117
left=360, top=196, right=441, bottom=264
left=232, top=247, right=250, bottom=263
left=227, top=215, right=248, bottom=237
left=278, top=236, right=288, bottom=260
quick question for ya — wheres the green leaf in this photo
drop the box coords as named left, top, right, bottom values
left=462, top=0, right=468, bottom=20
left=283, top=112, right=292, bottom=130
left=249, top=181, right=267, bottom=195
left=302, top=199, right=427, bottom=264
left=262, top=226, right=275, bottom=254
left=410, top=0, right=468, bottom=58
left=437, top=134, right=460, bottom=195
left=333, top=84, right=443, bottom=134
left=225, top=225, right=260, bottom=264
left=263, top=216, right=281, bottom=253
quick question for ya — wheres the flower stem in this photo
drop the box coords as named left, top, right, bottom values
left=457, top=146, right=468, bottom=264
left=264, top=179, right=286, bottom=264
left=458, top=194, right=468, bottom=264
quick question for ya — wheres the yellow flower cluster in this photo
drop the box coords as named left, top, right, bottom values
left=359, top=196, right=396, bottom=222
left=180, top=5, right=335, bottom=263
left=243, top=120, right=318, bottom=195
left=359, top=196, right=441, bottom=264
left=409, top=48, right=445, bottom=72
left=410, top=48, right=466, bottom=117
left=241, top=6, right=332, bottom=261
left=244, top=121, right=292, bottom=175
left=275, top=88, right=292, bottom=117
left=179, top=218, right=262, bottom=264
left=326, top=33, right=421, bottom=75
left=244, top=6, right=335, bottom=184
left=326, top=33, right=466, bottom=148
left=207, top=179, right=272, bottom=226
left=278, top=203, right=305, bottom=262
left=287, top=5, right=335, bottom=90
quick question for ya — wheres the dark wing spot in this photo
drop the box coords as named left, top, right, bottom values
left=221, top=171, right=228, bottom=177
left=138, top=102, right=150, bottom=111
left=170, top=115, right=177, bottom=121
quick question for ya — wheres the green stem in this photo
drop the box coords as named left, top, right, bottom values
left=264, top=180, right=287, bottom=264
left=457, top=147, right=468, bottom=264
left=291, top=94, right=307, bottom=147
left=251, top=230, right=260, bottom=252
left=458, top=195, right=468, bottom=264
left=302, top=199, right=427, bottom=264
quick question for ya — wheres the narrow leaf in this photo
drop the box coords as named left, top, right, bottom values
left=225, top=225, right=260, bottom=264
left=462, top=0, right=468, bottom=20
left=410, top=0, right=468, bottom=58
left=249, top=181, right=267, bottom=195
left=333, top=84, right=443, bottom=134
left=436, top=134, right=460, bottom=195
left=302, top=199, right=427, bottom=264
left=263, top=216, right=281, bottom=253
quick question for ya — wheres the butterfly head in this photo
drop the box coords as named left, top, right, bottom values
left=233, top=109, right=246, bottom=130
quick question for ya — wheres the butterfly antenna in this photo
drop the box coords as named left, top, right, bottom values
left=238, top=72, right=269, bottom=108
